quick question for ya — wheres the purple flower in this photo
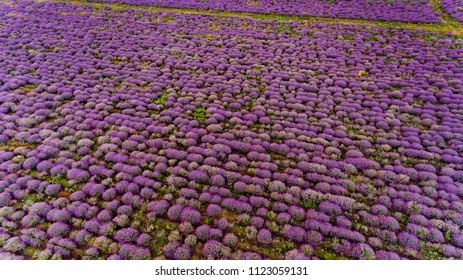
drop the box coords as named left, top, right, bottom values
left=70, top=191, right=86, bottom=202
left=174, top=245, right=191, bottom=260
left=222, top=233, right=238, bottom=248
left=167, top=175, right=188, bottom=188
left=368, top=237, right=384, bottom=250
left=285, top=226, right=306, bottom=243
left=442, top=244, right=458, bottom=258
left=0, top=193, right=12, bottom=207
left=116, top=205, right=133, bottom=217
left=205, top=204, right=222, bottom=217
left=350, top=243, right=376, bottom=260
left=272, top=202, right=288, bottom=213
left=47, top=222, right=70, bottom=237
left=202, top=240, right=230, bottom=260
left=107, top=254, right=122, bottom=260
left=178, top=222, right=194, bottom=235
left=178, top=188, right=199, bottom=199
left=147, top=200, right=170, bottom=215
left=67, top=168, right=90, bottom=182
left=210, top=174, right=225, bottom=187
left=306, top=230, right=323, bottom=245
left=21, top=213, right=41, bottom=228
left=379, top=216, right=400, bottom=231
left=99, top=222, right=116, bottom=237
left=140, top=187, right=155, bottom=199
left=96, top=210, right=113, bottom=223
left=3, top=236, right=26, bottom=253
left=83, top=219, right=100, bottom=234
left=214, top=217, right=229, bottom=230
left=188, top=170, right=209, bottom=184
left=240, top=251, right=262, bottom=260
left=250, top=216, right=264, bottom=229
left=45, top=184, right=61, bottom=196
left=256, top=207, right=268, bottom=217
left=21, top=230, right=45, bottom=248
left=336, top=216, right=352, bottom=229
left=184, top=234, right=197, bottom=248
left=163, top=241, right=182, bottom=259
left=137, top=233, right=152, bottom=247
left=179, top=207, right=202, bottom=224
left=453, top=233, right=463, bottom=248
left=375, top=250, right=400, bottom=260
left=195, top=224, right=211, bottom=241
left=398, top=232, right=420, bottom=249
left=102, top=188, right=117, bottom=201
left=210, top=228, right=224, bottom=240
left=256, top=229, right=272, bottom=244
left=85, top=248, right=99, bottom=258
left=37, top=160, right=53, bottom=172
left=115, top=227, right=139, bottom=244
left=427, top=227, right=444, bottom=243
left=284, top=249, right=310, bottom=260
left=288, top=205, right=305, bottom=221
left=23, top=157, right=40, bottom=170
left=119, top=244, right=150, bottom=260
left=276, top=213, right=291, bottom=224
left=46, top=209, right=71, bottom=222
left=345, top=158, right=380, bottom=170
left=319, top=201, right=342, bottom=216
left=371, top=204, right=388, bottom=215
left=165, top=149, right=188, bottom=160
left=167, top=204, right=185, bottom=222
left=29, top=202, right=52, bottom=217
left=122, top=140, right=139, bottom=151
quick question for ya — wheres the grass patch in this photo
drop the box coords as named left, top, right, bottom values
left=300, top=199, right=319, bottom=209
left=133, top=209, right=145, bottom=221
left=151, top=90, right=169, bottom=105
left=342, top=33, right=354, bottom=40
left=48, top=175, right=68, bottom=185
left=24, top=247, right=36, bottom=258
left=420, top=246, right=444, bottom=260
left=192, top=106, right=206, bottom=124
left=0, top=139, right=37, bottom=151
left=145, top=217, right=178, bottom=257
left=19, top=83, right=38, bottom=92
left=314, top=247, right=338, bottom=260
left=150, top=232, right=168, bottom=257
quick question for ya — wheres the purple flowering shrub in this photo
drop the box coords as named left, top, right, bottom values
left=0, top=0, right=462, bottom=260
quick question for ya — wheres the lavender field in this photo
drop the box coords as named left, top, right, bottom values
left=442, top=0, right=463, bottom=23
left=0, top=0, right=463, bottom=260
left=86, top=0, right=443, bottom=23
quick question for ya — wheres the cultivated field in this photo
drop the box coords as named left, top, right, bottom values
left=0, top=0, right=462, bottom=260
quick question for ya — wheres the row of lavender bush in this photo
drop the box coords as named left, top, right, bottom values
left=0, top=1, right=462, bottom=260
left=441, top=0, right=463, bottom=23
left=85, top=0, right=442, bottom=23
